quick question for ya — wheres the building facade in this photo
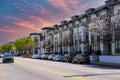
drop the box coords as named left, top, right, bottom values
left=30, top=33, right=42, bottom=54
left=30, top=0, right=120, bottom=64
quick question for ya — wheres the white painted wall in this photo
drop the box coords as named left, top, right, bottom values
left=114, top=3, right=120, bottom=15
left=79, top=26, right=86, bottom=41
left=73, top=26, right=87, bottom=54
left=100, top=56, right=120, bottom=64
left=98, top=9, right=106, bottom=15
left=30, top=35, right=41, bottom=54
left=31, top=35, right=40, bottom=42
left=73, top=26, right=86, bottom=41
left=91, top=14, right=96, bottom=19
left=81, top=17, right=86, bottom=23
left=111, top=3, right=120, bottom=23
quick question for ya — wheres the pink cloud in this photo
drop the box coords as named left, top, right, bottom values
left=48, top=0, right=74, bottom=13
left=13, top=16, right=53, bottom=32
left=29, top=16, right=52, bottom=27
left=14, top=21, right=39, bottom=31
left=0, top=28, right=18, bottom=33
left=0, top=26, right=31, bottom=34
left=47, top=0, right=96, bottom=15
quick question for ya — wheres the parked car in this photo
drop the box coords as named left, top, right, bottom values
left=0, top=53, right=4, bottom=58
left=40, top=53, right=50, bottom=59
left=62, top=53, right=75, bottom=62
left=31, top=54, right=41, bottom=59
left=2, top=53, right=14, bottom=63
left=53, top=54, right=63, bottom=61
left=48, top=54, right=56, bottom=60
left=72, top=54, right=90, bottom=64
left=40, top=53, right=46, bottom=59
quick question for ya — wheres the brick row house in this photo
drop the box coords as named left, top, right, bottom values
left=30, top=0, right=120, bottom=64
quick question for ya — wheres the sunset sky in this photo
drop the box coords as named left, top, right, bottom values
left=0, top=0, right=106, bottom=45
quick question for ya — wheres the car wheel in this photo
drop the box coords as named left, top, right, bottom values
left=66, top=59, right=69, bottom=63
left=86, top=61, right=90, bottom=64
left=72, top=60, right=74, bottom=64
left=78, top=61, right=80, bottom=64
left=78, top=60, right=82, bottom=64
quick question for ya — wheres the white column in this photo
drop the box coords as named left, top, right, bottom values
left=81, top=29, right=84, bottom=54
left=73, top=32, right=75, bottom=54
left=89, top=32, right=91, bottom=46
left=81, top=44, right=84, bottom=54
left=81, top=26, right=86, bottom=54
left=68, top=32, right=70, bottom=53
left=100, top=42, right=104, bottom=55
left=112, top=42, right=115, bottom=55
left=68, top=46, right=70, bottom=53
left=68, top=30, right=70, bottom=53
left=112, top=31, right=116, bottom=55
left=77, top=27, right=79, bottom=52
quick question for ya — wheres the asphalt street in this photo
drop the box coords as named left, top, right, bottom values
left=0, top=57, right=120, bottom=80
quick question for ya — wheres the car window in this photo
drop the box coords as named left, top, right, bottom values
left=64, top=54, right=68, bottom=56
left=4, top=54, right=13, bottom=57
left=76, top=54, right=81, bottom=58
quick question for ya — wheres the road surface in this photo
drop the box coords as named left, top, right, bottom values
left=0, top=57, right=120, bottom=80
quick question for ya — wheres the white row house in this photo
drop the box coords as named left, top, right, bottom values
left=30, top=33, right=41, bottom=54
left=30, top=0, right=120, bottom=64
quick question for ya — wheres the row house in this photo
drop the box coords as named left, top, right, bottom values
left=111, top=1, right=120, bottom=54
left=51, top=22, right=74, bottom=54
left=60, top=21, right=72, bottom=54
left=88, top=6, right=109, bottom=55
left=71, top=15, right=88, bottom=54
left=41, top=27, right=53, bottom=53
left=88, top=0, right=120, bottom=63
left=30, top=0, right=120, bottom=64
left=52, top=25, right=59, bottom=54
left=30, top=33, right=42, bottom=54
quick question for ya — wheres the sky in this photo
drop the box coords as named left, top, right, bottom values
left=0, top=0, right=106, bottom=45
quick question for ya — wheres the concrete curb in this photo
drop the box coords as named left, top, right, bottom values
left=90, top=62, right=120, bottom=68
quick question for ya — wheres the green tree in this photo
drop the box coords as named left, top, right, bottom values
left=0, top=46, right=3, bottom=52
left=14, top=37, right=35, bottom=53
left=2, top=44, right=14, bottom=53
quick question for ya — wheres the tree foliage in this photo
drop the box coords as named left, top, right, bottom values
left=0, top=44, right=14, bottom=53
left=14, top=37, right=35, bottom=51
left=0, top=46, right=3, bottom=52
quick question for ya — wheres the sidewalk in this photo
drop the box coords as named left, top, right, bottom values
left=90, top=62, right=120, bottom=68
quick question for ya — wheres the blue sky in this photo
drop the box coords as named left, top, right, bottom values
left=0, top=0, right=106, bottom=45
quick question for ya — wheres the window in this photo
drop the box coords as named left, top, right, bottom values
left=69, top=23, right=72, bottom=27
left=115, top=21, right=120, bottom=54
left=115, top=21, right=120, bottom=33
left=91, top=35, right=94, bottom=43
left=34, top=37, right=38, bottom=43
left=91, top=35, right=100, bottom=54
left=75, top=21, right=79, bottom=25
left=74, top=33, right=78, bottom=52
left=64, top=26, right=67, bottom=29
left=97, top=35, right=100, bottom=52
left=115, top=40, right=120, bottom=53
left=74, top=33, right=77, bottom=45
left=91, top=18, right=96, bottom=23
left=117, top=9, right=120, bottom=15
left=78, top=32, right=82, bottom=53
left=99, top=14, right=106, bottom=20
left=78, top=32, right=82, bottom=43
left=86, top=34, right=88, bottom=41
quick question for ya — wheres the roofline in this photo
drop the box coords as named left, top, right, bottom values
left=112, top=0, right=120, bottom=6
left=90, top=5, right=107, bottom=15
left=42, top=27, right=54, bottom=30
left=30, top=33, right=42, bottom=35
